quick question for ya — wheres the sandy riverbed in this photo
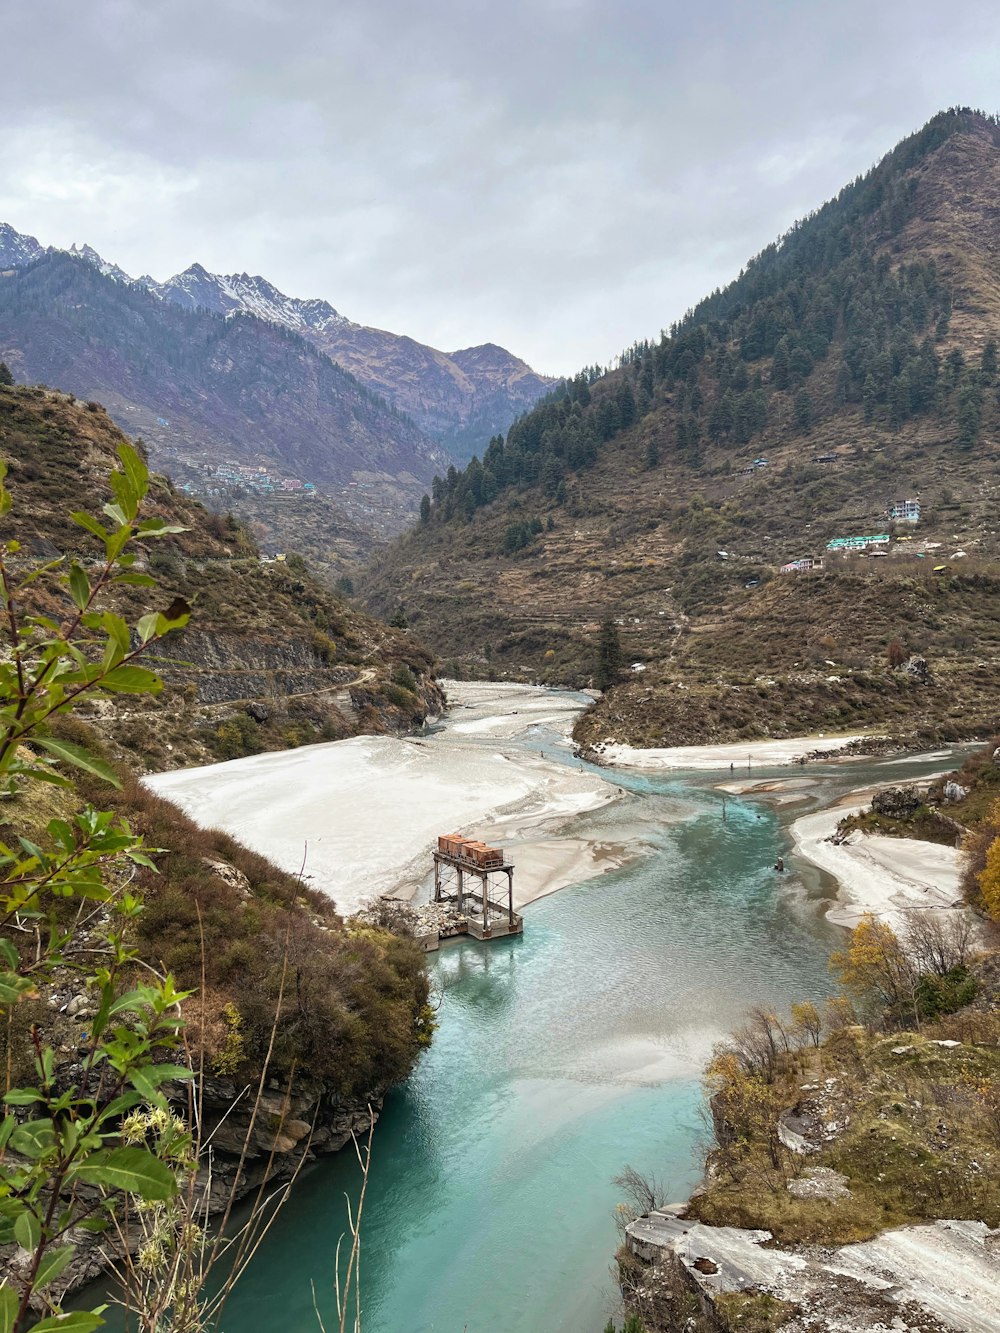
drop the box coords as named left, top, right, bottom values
left=789, top=798, right=965, bottom=930
left=146, top=682, right=625, bottom=916
left=592, top=733, right=873, bottom=771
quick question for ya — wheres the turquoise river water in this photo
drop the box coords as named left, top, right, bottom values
left=205, top=729, right=957, bottom=1333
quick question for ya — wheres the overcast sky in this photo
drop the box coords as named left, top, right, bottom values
left=1, top=1, right=998, bottom=375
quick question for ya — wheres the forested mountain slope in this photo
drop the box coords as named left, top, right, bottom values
left=0, top=250, right=448, bottom=527
left=364, top=109, right=1000, bottom=748
left=0, top=382, right=443, bottom=770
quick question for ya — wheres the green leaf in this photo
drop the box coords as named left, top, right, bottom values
left=34, top=1244, right=76, bottom=1291
left=71, top=511, right=109, bottom=542
left=112, top=572, right=156, bottom=587
left=68, top=563, right=90, bottom=612
left=0, top=939, right=18, bottom=969
left=99, top=665, right=161, bottom=695
left=17, top=837, right=47, bottom=866
left=69, top=1146, right=176, bottom=1201
left=0, top=1284, right=17, bottom=1333
left=27, top=1313, right=105, bottom=1333
left=0, top=970, right=34, bottom=1004
left=100, top=612, right=130, bottom=661
left=135, top=519, right=188, bottom=537
left=14, top=1208, right=40, bottom=1252
left=107, top=986, right=156, bottom=1016
left=128, top=1063, right=192, bottom=1101
left=9, top=1120, right=56, bottom=1160
left=117, top=442, right=148, bottom=503
left=32, top=739, right=121, bottom=789
left=125, top=850, right=157, bottom=870
left=94, top=1091, right=142, bottom=1125
left=135, top=612, right=159, bottom=645
left=4, top=1087, right=43, bottom=1106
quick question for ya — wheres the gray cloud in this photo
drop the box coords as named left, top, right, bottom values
left=1, top=0, right=998, bottom=373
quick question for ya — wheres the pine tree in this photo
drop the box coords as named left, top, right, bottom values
left=0, top=361, right=13, bottom=387
left=615, top=380, right=637, bottom=431
left=771, top=336, right=791, bottom=390
left=645, top=436, right=659, bottom=469
left=981, top=338, right=998, bottom=383
left=595, top=616, right=624, bottom=690
left=419, top=494, right=431, bottom=523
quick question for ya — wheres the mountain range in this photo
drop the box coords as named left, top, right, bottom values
left=0, top=222, right=553, bottom=463
left=0, top=244, right=441, bottom=539
left=363, top=108, right=1000, bottom=750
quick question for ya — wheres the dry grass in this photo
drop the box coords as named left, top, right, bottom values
left=690, top=1019, right=1000, bottom=1246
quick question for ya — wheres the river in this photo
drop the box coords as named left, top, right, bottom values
left=123, top=687, right=963, bottom=1332
left=186, top=687, right=961, bottom=1333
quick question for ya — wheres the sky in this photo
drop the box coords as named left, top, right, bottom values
left=1, top=1, right=999, bottom=376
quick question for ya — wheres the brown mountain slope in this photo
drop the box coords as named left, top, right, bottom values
left=0, top=382, right=443, bottom=770
left=300, top=326, right=554, bottom=461
left=363, top=110, right=1000, bottom=749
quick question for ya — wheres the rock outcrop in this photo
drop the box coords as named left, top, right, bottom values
left=626, top=1209, right=1000, bottom=1332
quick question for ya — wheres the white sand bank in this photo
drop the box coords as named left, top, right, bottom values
left=789, top=801, right=965, bottom=929
left=593, top=734, right=872, bottom=771
left=146, top=684, right=619, bottom=917
left=715, top=776, right=819, bottom=805
left=440, top=679, right=587, bottom=742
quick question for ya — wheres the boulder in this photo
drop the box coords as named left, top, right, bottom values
left=902, top=654, right=931, bottom=683
left=871, top=785, right=920, bottom=819
left=202, top=859, right=252, bottom=899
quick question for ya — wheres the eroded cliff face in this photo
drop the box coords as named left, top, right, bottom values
left=196, top=1077, right=383, bottom=1210
left=1, top=1077, right=390, bottom=1304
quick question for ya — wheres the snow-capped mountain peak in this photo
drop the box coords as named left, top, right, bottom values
left=0, top=219, right=554, bottom=457
left=147, top=264, right=352, bottom=332
left=0, top=222, right=45, bottom=270
left=67, top=242, right=133, bottom=285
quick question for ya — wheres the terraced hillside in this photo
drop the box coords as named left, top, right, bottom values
left=0, top=382, right=443, bottom=769
left=364, top=109, right=1000, bottom=749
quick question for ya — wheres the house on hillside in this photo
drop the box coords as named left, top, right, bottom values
left=826, top=534, right=890, bottom=553
left=780, top=557, right=825, bottom=574
left=887, top=498, right=921, bottom=522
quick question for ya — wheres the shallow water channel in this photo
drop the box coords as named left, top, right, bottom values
left=207, top=707, right=957, bottom=1333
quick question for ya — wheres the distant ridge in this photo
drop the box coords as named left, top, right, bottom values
left=0, top=223, right=554, bottom=460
